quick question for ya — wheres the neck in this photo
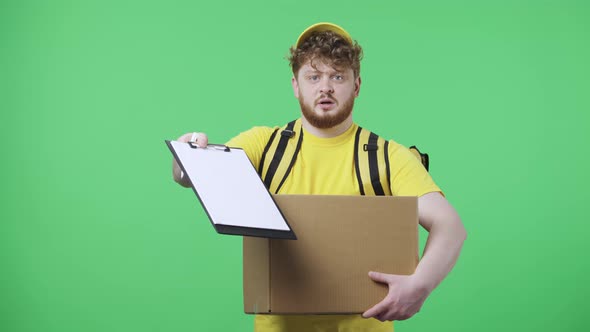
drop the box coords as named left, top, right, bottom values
left=300, top=115, right=353, bottom=138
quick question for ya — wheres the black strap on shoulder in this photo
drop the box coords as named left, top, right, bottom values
left=367, top=132, right=385, bottom=195
left=263, top=120, right=296, bottom=189
left=275, top=129, right=304, bottom=193
left=262, top=122, right=394, bottom=196
left=384, top=140, right=391, bottom=188
left=353, top=126, right=365, bottom=195
left=409, top=145, right=429, bottom=171
left=258, top=128, right=279, bottom=175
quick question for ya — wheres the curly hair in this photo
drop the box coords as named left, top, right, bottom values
left=288, top=30, right=363, bottom=78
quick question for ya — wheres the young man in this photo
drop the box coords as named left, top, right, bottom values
left=173, top=22, right=466, bottom=332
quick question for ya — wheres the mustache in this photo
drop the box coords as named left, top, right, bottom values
left=315, top=94, right=336, bottom=104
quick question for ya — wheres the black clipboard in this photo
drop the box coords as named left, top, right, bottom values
left=166, top=140, right=296, bottom=240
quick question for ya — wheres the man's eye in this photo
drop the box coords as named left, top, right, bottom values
left=310, top=75, right=319, bottom=81
left=333, top=75, right=343, bottom=80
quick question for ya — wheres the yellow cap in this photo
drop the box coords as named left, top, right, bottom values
left=295, top=22, right=353, bottom=48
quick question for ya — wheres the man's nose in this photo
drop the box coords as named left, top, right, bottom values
left=319, top=78, right=334, bottom=94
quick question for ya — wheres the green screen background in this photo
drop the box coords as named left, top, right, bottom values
left=2, top=0, right=589, bottom=331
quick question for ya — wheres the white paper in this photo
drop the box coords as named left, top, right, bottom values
left=169, top=141, right=290, bottom=231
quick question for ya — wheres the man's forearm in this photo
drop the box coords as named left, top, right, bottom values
left=414, top=216, right=466, bottom=293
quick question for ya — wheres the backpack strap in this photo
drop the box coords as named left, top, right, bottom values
left=258, top=119, right=303, bottom=194
left=409, top=145, right=429, bottom=171
left=260, top=121, right=405, bottom=196
left=354, top=127, right=392, bottom=196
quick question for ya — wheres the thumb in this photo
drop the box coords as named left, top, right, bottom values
left=197, top=133, right=209, bottom=148
left=369, top=271, right=405, bottom=284
left=368, top=271, right=392, bottom=284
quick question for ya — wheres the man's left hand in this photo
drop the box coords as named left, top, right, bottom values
left=362, top=271, right=430, bottom=321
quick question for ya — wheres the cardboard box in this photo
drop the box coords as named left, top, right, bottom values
left=243, top=195, right=419, bottom=314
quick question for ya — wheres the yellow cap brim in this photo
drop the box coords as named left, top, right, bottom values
left=295, top=22, right=353, bottom=48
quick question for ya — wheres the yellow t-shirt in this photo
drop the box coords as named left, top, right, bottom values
left=226, top=122, right=441, bottom=332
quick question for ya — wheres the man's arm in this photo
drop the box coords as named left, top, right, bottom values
left=362, top=192, right=467, bottom=321
left=414, top=192, right=467, bottom=293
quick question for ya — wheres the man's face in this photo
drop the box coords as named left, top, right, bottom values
left=292, top=60, right=361, bottom=129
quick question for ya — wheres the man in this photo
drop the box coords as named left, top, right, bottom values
left=172, top=22, right=466, bottom=332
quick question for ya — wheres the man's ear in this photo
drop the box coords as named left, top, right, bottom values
left=354, top=76, right=361, bottom=97
left=292, top=76, right=300, bottom=98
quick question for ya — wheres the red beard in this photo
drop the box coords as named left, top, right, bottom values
left=299, top=93, right=355, bottom=129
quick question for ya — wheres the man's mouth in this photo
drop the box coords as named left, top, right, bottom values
left=316, top=97, right=336, bottom=110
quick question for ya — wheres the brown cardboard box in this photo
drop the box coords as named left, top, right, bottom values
left=243, top=195, right=419, bottom=314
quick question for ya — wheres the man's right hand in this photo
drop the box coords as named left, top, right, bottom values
left=172, top=132, right=209, bottom=187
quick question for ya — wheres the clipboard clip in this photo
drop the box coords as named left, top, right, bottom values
left=188, top=142, right=230, bottom=152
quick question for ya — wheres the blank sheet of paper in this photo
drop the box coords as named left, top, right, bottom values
left=167, top=141, right=293, bottom=235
